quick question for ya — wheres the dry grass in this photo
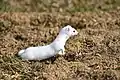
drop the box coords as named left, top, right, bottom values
left=0, top=11, right=120, bottom=80
left=0, top=0, right=120, bottom=12
left=0, top=0, right=120, bottom=80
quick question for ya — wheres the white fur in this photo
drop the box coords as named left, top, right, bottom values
left=18, top=25, right=78, bottom=60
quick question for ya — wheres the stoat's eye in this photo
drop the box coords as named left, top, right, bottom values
left=73, top=30, right=75, bottom=32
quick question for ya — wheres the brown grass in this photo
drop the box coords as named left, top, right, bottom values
left=0, top=11, right=120, bottom=80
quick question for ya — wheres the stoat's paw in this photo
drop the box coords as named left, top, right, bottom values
left=58, top=50, right=65, bottom=55
left=62, top=51, right=66, bottom=55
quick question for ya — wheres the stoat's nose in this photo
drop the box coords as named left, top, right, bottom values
left=77, top=31, right=78, bottom=34
left=75, top=31, right=78, bottom=35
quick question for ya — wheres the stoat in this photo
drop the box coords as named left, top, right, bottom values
left=18, top=25, right=78, bottom=60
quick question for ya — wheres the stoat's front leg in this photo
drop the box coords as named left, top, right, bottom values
left=58, top=48, right=65, bottom=55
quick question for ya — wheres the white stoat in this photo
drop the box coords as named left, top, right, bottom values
left=18, top=25, right=78, bottom=60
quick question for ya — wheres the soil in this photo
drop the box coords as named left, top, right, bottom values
left=0, top=11, right=120, bottom=80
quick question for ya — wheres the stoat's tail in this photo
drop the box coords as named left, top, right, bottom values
left=18, top=49, right=25, bottom=56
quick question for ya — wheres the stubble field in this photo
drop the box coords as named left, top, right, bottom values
left=0, top=0, right=120, bottom=80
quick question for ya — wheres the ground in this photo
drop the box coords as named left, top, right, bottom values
left=0, top=0, right=120, bottom=80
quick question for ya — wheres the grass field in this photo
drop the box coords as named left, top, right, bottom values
left=0, top=0, right=120, bottom=80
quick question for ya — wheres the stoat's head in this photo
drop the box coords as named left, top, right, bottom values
left=60, top=25, right=78, bottom=36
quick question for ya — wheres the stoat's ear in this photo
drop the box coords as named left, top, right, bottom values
left=65, top=27, right=70, bottom=32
